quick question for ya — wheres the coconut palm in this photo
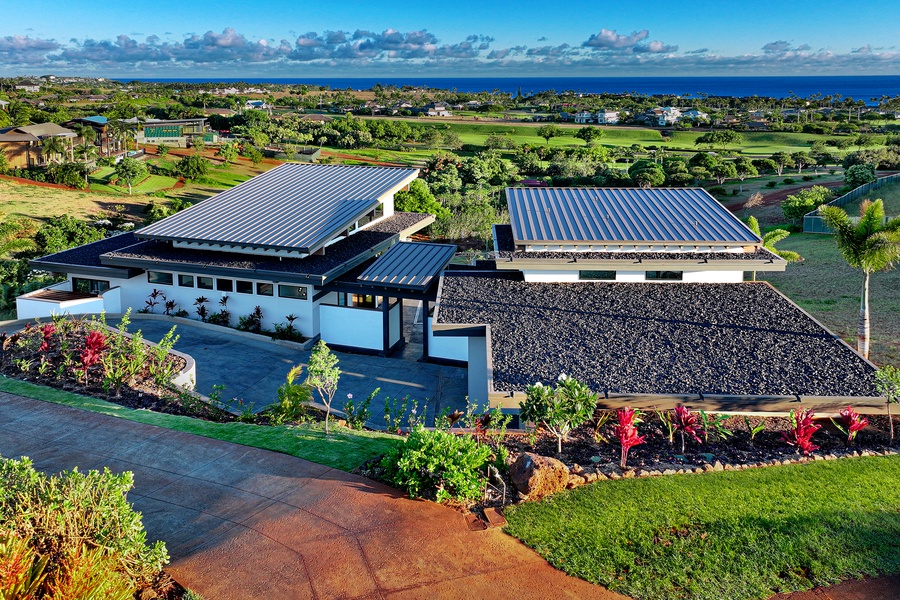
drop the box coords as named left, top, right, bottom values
left=820, top=200, right=900, bottom=359
left=40, top=135, right=68, bottom=165
left=71, top=122, right=97, bottom=146
left=746, top=216, right=802, bottom=281
left=74, top=142, right=98, bottom=163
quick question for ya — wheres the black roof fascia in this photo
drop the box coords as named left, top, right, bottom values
left=28, top=259, right=140, bottom=280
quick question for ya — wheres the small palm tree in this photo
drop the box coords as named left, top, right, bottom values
left=40, top=136, right=68, bottom=165
left=0, top=212, right=36, bottom=258
left=72, top=122, right=97, bottom=146
left=74, top=142, right=98, bottom=163
left=746, top=216, right=802, bottom=281
left=820, top=199, right=900, bottom=359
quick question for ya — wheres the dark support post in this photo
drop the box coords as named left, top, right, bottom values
left=382, top=295, right=390, bottom=354
left=422, top=300, right=429, bottom=361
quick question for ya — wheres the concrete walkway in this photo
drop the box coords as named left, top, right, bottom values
left=0, top=393, right=618, bottom=600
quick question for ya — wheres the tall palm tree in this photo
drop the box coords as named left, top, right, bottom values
left=74, top=142, right=98, bottom=163
left=40, top=135, right=67, bottom=165
left=820, top=200, right=900, bottom=359
left=71, top=122, right=97, bottom=147
left=746, top=216, right=802, bottom=281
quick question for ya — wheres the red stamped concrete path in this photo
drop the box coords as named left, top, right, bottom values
left=0, top=392, right=621, bottom=600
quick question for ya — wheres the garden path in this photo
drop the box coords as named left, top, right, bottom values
left=0, top=392, right=619, bottom=600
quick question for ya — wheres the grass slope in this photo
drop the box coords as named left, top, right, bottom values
left=0, top=179, right=151, bottom=222
left=0, top=377, right=400, bottom=472
left=505, top=456, right=900, bottom=600
left=841, top=180, right=900, bottom=217
left=760, top=234, right=900, bottom=365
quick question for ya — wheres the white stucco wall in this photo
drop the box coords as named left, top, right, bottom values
left=427, top=317, right=469, bottom=362
left=80, top=272, right=317, bottom=336
left=521, top=269, right=746, bottom=284
left=16, top=295, right=107, bottom=320
left=319, top=304, right=384, bottom=351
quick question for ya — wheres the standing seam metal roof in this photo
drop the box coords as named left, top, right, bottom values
left=136, top=163, right=419, bottom=253
left=357, top=242, right=457, bottom=291
left=506, top=187, right=761, bottom=245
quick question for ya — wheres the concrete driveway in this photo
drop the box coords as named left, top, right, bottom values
left=126, top=316, right=469, bottom=425
left=0, top=392, right=619, bottom=600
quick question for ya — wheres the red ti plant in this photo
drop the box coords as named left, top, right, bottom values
left=831, top=406, right=869, bottom=444
left=781, top=408, right=821, bottom=455
left=39, top=324, right=56, bottom=353
left=614, top=408, right=645, bottom=470
left=79, top=330, right=107, bottom=383
left=672, top=405, right=704, bottom=454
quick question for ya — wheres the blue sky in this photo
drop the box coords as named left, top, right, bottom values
left=1, top=0, right=898, bottom=77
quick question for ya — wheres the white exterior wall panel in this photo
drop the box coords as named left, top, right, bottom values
left=427, top=317, right=469, bottom=362
left=319, top=305, right=384, bottom=350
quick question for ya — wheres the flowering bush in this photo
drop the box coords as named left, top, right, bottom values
left=614, top=408, right=645, bottom=470
left=782, top=408, right=821, bottom=455
left=78, top=330, right=107, bottom=383
left=832, top=406, right=869, bottom=444
left=38, top=324, right=55, bottom=353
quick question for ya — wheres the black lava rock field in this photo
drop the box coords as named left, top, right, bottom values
left=436, top=274, right=878, bottom=397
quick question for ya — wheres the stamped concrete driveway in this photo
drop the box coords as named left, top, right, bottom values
left=128, top=317, right=469, bottom=423
left=0, top=393, right=621, bottom=600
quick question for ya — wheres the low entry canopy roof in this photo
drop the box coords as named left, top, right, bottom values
left=357, top=242, right=457, bottom=292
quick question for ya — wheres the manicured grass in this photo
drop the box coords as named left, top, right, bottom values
left=505, top=456, right=900, bottom=600
left=0, top=377, right=401, bottom=472
left=87, top=168, right=179, bottom=195
left=760, top=234, right=900, bottom=365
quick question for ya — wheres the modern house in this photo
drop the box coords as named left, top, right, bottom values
left=596, top=110, right=620, bottom=125
left=63, top=116, right=123, bottom=158
left=122, top=117, right=218, bottom=148
left=18, top=163, right=460, bottom=358
left=433, top=186, right=881, bottom=411
left=573, top=111, right=594, bottom=124
left=0, top=123, right=77, bottom=169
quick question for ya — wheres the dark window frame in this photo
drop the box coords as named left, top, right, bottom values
left=256, top=282, right=274, bottom=297
left=278, top=284, right=308, bottom=300
left=645, top=270, right=684, bottom=281
left=216, top=278, right=234, bottom=293
left=178, top=274, right=195, bottom=288
left=147, top=271, right=173, bottom=285
left=72, top=277, right=110, bottom=294
left=578, top=270, right=616, bottom=281
left=197, top=276, right=214, bottom=290
left=236, top=280, right=253, bottom=294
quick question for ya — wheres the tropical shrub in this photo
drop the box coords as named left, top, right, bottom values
left=380, top=426, right=492, bottom=503
left=782, top=408, right=821, bottom=455
left=671, top=405, right=704, bottom=453
left=521, top=375, right=598, bottom=454
left=0, top=455, right=168, bottom=590
left=614, top=408, right=645, bottom=470
left=344, top=388, right=377, bottom=430
left=268, top=365, right=312, bottom=425
left=831, top=406, right=869, bottom=444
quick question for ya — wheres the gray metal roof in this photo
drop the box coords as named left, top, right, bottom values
left=357, top=242, right=457, bottom=291
left=137, top=163, right=419, bottom=254
left=506, top=187, right=761, bottom=246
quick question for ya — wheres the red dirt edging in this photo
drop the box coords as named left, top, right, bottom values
left=0, top=174, right=76, bottom=191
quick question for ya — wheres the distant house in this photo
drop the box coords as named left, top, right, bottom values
left=63, top=116, right=122, bottom=158
left=122, top=117, right=217, bottom=148
left=0, top=123, right=77, bottom=169
left=746, top=121, right=769, bottom=131
left=244, top=100, right=271, bottom=111
left=573, top=111, right=594, bottom=124
left=420, top=103, right=451, bottom=117
left=682, top=109, right=709, bottom=122
left=14, top=84, right=40, bottom=93
left=0, top=100, right=9, bottom=111
left=596, top=110, right=620, bottom=125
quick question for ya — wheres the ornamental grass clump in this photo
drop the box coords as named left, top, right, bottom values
left=831, top=406, right=869, bottom=444
left=782, top=408, right=821, bottom=455
left=521, top=374, right=598, bottom=454
left=614, top=408, right=645, bottom=470
left=380, top=426, right=492, bottom=503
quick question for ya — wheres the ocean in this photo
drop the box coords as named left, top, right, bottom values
left=131, top=76, right=900, bottom=102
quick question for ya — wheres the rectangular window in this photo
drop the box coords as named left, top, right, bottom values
left=646, top=271, right=683, bottom=281
left=256, top=282, right=273, bottom=297
left=216, top=278, right=233, bottom=292
left=278, top=284, right=308, bottom=300
left=72, top=278, right=110, bottom=294
left=352, top=293, right=377, bottom=308
left=147, top=271, right=173, bottom=285
left=578, top=270, right=616, bottom=281
left=236, top=280, right=253, bottom=294
left=337, top=292, right=347, bottom=306
left=197, top=276, right=213, bottom=290
left=178, top=274, right=194, bottom=287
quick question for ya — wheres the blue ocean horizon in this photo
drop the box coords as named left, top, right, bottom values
left=130, top=75, right=900, bottom=102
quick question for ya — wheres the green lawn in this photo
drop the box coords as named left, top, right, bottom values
left=760, top=234, right=900, bottom=365
left=87, top=166, right=179, bottom=195
left=505, top=456, right=900, bottom=600
left=841, top=180, right=900, bottom=218
left=0, top=377, right=401, bottom=472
